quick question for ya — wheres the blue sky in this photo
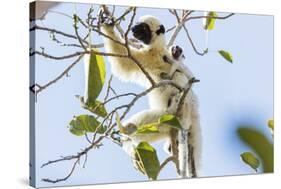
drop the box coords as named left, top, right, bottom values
left=33, top=2, right=273, bottom=188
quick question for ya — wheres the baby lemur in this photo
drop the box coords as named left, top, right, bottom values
left=161, top=45, right=193, bottom=81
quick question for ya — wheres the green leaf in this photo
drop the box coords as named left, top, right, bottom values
left=69, top=115, right=105, bottom=136
left=85, top=100, right=107, bottom=118
left=237, top=127, right=273, bottom=173
left=158, top=114, right=182, bottom=129
left=218, top=50, right=233, bottom=63
left=204, top=12, right=217, bottom=30
left=268, top=119, right=274, bottom=133
left=240, top=152, right=260, bottom=172
left=136, top=123, right=159, bottom=134
left=76, top=96, right=107, bottom=118
left=84, top=51, right=106, bottom=105
left=134, top=142, right=160, bottom=180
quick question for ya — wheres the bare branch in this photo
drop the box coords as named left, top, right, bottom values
left=30, top=25, right=78, bottom=40
left=104, top=75, right=114, bottom=101
left=30, top=50, right=85, bottom=60
left=158, top=156, right=176, bottom=177
left=185, top=13, right=234, bottom=22
left=115, top=7, right=134, bottom=23
left=30, top=49, right=130, bottom=61
left=42, top=159, right=79, bottom=183
left=166, top=26, right=176, bottom=33
left=30, top=55, right=83, bottom=95
left=183, top=24, right=208, bottom=56
left=168, top=12, right=234, bottom=47
left=30, top=25, right=104, bottom=48
left=47, top=10, right=73, bottom=19
left=167, top=22, right=184, bottom=47
left=169, top=9, right=180, bottom=23
left=176, top=77, right=199, bottom=116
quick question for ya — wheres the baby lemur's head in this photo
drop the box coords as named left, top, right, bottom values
left=131, top=15, right=166, bottom=45
left=171, top=45, right=185, bottom=60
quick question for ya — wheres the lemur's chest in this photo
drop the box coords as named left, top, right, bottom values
left=140, top=48, right=171, bottom=72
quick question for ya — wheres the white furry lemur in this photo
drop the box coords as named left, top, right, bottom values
left=99, top=11, right=201, bottom=176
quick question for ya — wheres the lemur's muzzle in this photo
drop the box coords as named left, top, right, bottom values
left=131, top=22, right=152, bottom=45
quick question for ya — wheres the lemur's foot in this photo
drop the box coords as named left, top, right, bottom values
left=160, top=72, right=172, bottom=80
left=120, top=123, right=137, bottom=135
left=98, top=7, right=115, bottom=26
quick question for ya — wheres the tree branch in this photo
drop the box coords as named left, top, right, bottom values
left=185, top=13, right=234, bottom=22
left=30, top=50, right=85, bottom=60
left=167, top=12, right=234, bottom=47
left=183, top=24, right=208, bottom=56
left=30, top=55, right=83, bottom=95
left=30, top=25, right=104, bottom=48
left=42, top=159, right=79, bottom=183
left=157, top=156, right=176, bottom=177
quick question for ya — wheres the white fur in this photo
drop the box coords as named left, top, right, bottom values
left=100, top=15, right=201, bottom=176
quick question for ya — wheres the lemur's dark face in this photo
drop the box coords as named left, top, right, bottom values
left=131, top=23, right=165, bottom=45
left=131, top=23, right=152, bottom=44
left=171, top=45, right=183, bottom=60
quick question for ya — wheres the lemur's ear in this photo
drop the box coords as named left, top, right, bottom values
left=156, top=25, right=165, bottom=35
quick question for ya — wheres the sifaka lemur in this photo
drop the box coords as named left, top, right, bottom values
left=98, top=10, right=201, bottom=176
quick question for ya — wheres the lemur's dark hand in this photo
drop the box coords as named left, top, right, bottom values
left=160, top=72, right=172, bottom=80
left=162, top=55, right=173, bottom=64
left=98, top=7, right=115, bottom=26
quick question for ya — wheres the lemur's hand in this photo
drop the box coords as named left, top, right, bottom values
left=120, top=123, right=137, bottom=135
left=162, top=55, right=173, bottom=65
left=98, top=6, right=115, bottom=26
left=160, top=72, right=172, bottom=80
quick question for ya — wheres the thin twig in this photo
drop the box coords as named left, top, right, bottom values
left=42, top=159, right=79, bottom=183
left=168, top=12, right=234, bottom=47
left=30, top=25, right=104, bottom=48
left=104, top=75, right=114, bottom=101
left=30, top=55, right=83, bottom=95
left=185, top=13, right=234, bottom=22
left=73, top=15, right=87, bottom=50
left=30, top=50, right=85, bottom=60
left=183, top=24, right=208, bottom=56
left=47, top=10, right=73, bottom=19
left=166, top=26, right=176, bottom=33
left=176, top=78, right=199, bottom=117
left=157, top=156, right=176, bottom=177
left=115, top=7, right=133, bottom=23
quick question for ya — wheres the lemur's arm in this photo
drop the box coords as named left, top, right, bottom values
left=100, top=25, right=144, bottom=80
